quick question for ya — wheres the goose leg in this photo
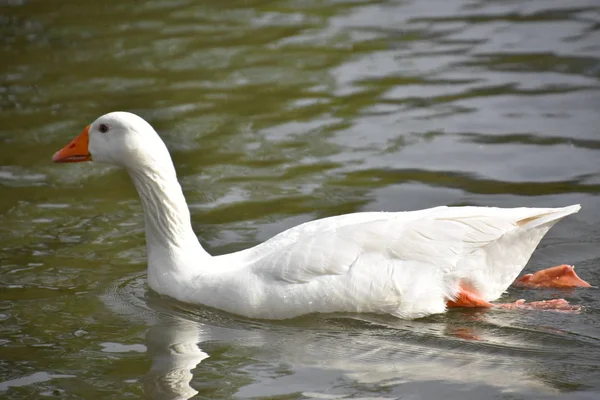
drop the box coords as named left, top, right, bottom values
left=514, top=264, right=591, bottom=289
left=446, top=288, right=493, bottom=308
left=447, top=286, right=581, bottom=311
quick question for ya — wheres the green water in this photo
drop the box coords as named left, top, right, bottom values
left=1, top=0, right=600, bottom=399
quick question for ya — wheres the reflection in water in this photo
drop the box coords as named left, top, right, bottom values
left=239, top=317, right=557, bottom=398
left=143, top=317, right=208, bottom=400
left=128, top=285, right=576, bottom=400
left=139, top=308, right=559, bottom=400
left=104, top=267, right=599, bottom=399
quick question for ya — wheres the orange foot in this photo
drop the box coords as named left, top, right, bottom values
left=495, top=298, right=580, bottom=311
left=447, top=287, right=581, bottom=312
left=514, top=264, right=591, bottom=289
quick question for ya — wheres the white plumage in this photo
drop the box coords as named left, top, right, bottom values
left=188, top=205, right=579, bottom=319
left=53, top=112, right=581, bottom=320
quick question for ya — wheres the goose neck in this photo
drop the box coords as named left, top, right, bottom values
left=128, top=168, right=208, bottom=259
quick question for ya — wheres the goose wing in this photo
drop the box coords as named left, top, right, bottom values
left=253, top=208, right=522, bottom=284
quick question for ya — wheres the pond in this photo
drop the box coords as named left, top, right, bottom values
left=1, top=0, right=600, bottom=399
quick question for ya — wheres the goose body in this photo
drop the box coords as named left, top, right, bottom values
left=53, top=112, right=582, bottom=319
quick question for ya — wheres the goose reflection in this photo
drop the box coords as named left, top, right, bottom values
left=236, top=315, right=559, bottom=398
left=140, top=309, right=566, bottom=399
left=106, top=277, right=583, bottom=399
left=143, top=316, right=208, bottom=400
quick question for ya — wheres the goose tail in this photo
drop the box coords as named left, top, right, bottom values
left=517, top=204, right=581, bottom=230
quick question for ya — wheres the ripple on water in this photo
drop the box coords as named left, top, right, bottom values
left=1, top=0, right=600, bottom=398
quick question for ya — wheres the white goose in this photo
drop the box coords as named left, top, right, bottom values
left=52, top=112, right=590, bottom=319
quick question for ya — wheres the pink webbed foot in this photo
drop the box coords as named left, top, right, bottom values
left=514, top=265, right=591, bottom=289
left=495, top=298, right=581, bottom=312
left=447, top=285, right=581, bottom=313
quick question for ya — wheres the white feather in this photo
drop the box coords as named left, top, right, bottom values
left=65, top=112, right=581, bottom=320
left=185, top=205, right=579, bottom=319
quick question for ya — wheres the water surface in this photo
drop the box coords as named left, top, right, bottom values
left=1, top=0, right=600, bottom=398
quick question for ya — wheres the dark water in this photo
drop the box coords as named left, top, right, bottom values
left=1, top=0, right=600, bottom=398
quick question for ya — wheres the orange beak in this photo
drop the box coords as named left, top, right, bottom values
left=52, top=125, right=92, bottom=163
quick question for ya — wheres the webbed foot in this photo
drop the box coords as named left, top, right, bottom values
left=514, top=265, right=591, bottom=289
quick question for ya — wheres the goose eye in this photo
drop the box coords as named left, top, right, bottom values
left=99, top=124, right=109, bottom=133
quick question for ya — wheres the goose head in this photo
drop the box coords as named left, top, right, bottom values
left=52, top=112, right=173, bottom=172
